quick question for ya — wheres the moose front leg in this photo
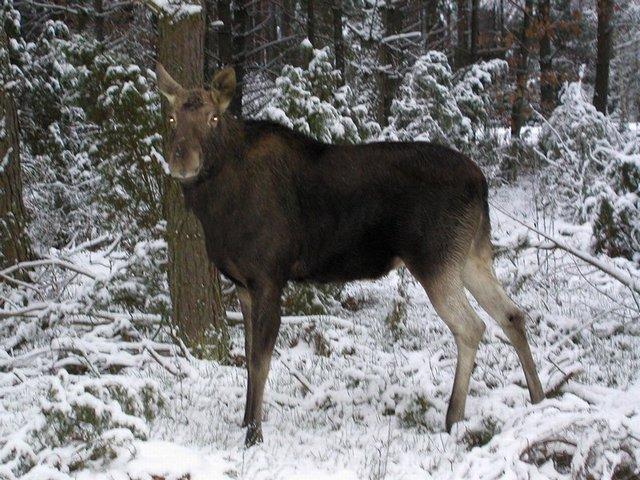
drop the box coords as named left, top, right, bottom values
left=237, top=287, right=253, bottom=427
left=244, top=283, right=282, bottom=447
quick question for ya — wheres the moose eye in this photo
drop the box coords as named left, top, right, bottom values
left=209, top=114, right=219, bottom=126
left=168, top=115, right=176, bottom=125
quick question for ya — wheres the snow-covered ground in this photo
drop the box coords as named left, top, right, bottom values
left=2, top=177, right=639, bottom=479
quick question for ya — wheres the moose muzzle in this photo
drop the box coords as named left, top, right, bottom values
left=169, top=142, right=203, bottom=180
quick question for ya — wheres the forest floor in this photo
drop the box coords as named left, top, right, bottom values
left=2, top=176, right=640, bottom=480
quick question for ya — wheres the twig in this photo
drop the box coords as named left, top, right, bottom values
left=143, top=342, right=183, bottom=377
left=274, top=348, right=314, bottom=394
left=226, top=310, right=362, bottom=332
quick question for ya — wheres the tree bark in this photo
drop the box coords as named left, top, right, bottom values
left=307, top=0, right=316, bottom=46
left=281, top=0, right=295, bottom=64
left=332, top=0, right=345, bottom=84
left=93, top=0, right=104, bottom=42
left=455, top=0, right=469, bottom=69
left=422, top=0, right=439, bottom=50
left=217, top=0, right=233, bottom=68
left=158, top=5, right=228, bottom=360
left=499, top=0, right=505, bottom=40
left=593, top=0, right=613, bottom=113
left=203, top=0, right=217, bottom=82
left=377, top=2, right=403, bottom=126
left=538, top=0, right=555, bottom=116
left=266, top=1, right=279, bottom=65
left=0, top=24, right=32, bottom=274
left=230, top=1, right=248, bottom=116
left=470, top=0, right=479, bottom=61
left=510, top=0, right=533, bottom=137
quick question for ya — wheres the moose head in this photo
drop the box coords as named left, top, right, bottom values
left=156, top=63, right=236, bottom=180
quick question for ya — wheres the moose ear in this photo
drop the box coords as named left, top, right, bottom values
left=156, top=63, right=183, bottom=105
left=211, top=67, right=236, bottom=112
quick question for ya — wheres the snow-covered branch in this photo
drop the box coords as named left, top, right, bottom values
left=491, top=202, right=640, bottom=295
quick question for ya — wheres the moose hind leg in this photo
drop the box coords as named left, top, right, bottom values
left=463, top=254, right=544, bottom=404
left=410, top=266, right=486, bottom=432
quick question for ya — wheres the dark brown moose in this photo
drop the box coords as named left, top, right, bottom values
left=156, top=64, right=545, bottom=447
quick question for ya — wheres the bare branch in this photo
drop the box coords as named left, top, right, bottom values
left=491, top=203, right=640, bottom=295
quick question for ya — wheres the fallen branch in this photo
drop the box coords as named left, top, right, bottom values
left=491, top=202, right=640, bottom=295
left=0, top=258, right=99, bottom=281
left=226, top=310, right=362, bottom=332
left=274, top=348, right=315, bottom=395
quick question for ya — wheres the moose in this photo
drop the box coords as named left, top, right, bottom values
left=156, top=64, right=545, bottom=447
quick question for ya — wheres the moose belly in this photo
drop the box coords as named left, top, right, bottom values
left=298, top=245, right=400, bottom=284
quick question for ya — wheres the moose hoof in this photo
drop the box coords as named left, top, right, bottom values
left=245, top=425, right=263, bottom=447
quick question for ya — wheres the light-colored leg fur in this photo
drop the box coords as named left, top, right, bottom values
left=410, top=266, right=487, bottom=432
left=463, top=242, right=545, bottom=404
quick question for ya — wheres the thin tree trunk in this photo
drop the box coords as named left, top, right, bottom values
left=455, top=0, right=469, bottom=68
left=204, top=0, right=217, bottom=82
left=267, top=1, right=279, bottom=65
left=0, top=25, right=32, bottom=274
left=499, top=0, right=505, bottom=41
left=230, top=1, right=248, bottom=116
left=423, top=0, right=438, bottom=50
left=332, top=0, right=345, bottom=83
left=281, top=0, right=295, bottom=64
left=217, top=0, right=233, bottom=67
left=378, top=2, right=403, bottom=125
left=510, top=0, right=533, bottom=137
left=93, top=0, right=104, bottom=42
left=593, top=0, right=613, bottom=113
left=307, top=0, right=316, bottom=46
left=470, top=0, right=479, bottom=61
left=158, top=4, right=228, bottom=360
left=538, top=0, right=555, bottom=116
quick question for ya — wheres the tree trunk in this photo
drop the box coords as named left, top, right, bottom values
left=538, top=0, right=555, bottom=116
left=455, top=0, right=469, bottom=69
left=332, top=0, right=345, bottom=83
left=422, top=0, right=439, bottom=50
left=158, top=5, right=228, bottom=360
left=93, top=0, right=104, bottom=42
left=499, top=0, right=505, bottom=41
left=307, top=0, right=316, bottom=46
left=377, top=3, right=403, bottom=126
left=281, top=0, right=295, bottom=64
left=593, top=0, right=613, bottom=113
left=230, top=1, right=248, bottom=116
left=510, top=0, right=533, bottom=137
left=204, top=0, right=217, bottom=82
left=267, top=1, right=279, bottom=65
left=217, top=0, right=233, bottom=69
left=0, top=25, right=32, bottom=274
left=470, top=0, right=479, bottom=61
